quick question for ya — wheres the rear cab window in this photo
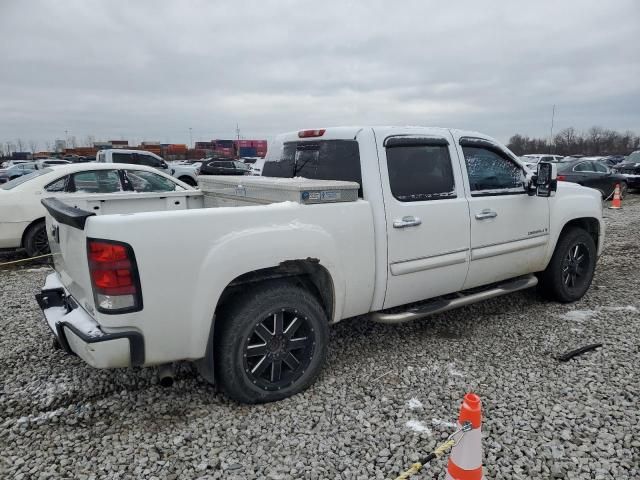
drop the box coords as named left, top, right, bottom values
left=262, top=140, right=362, bottom=196
left=112, top=152, right=136, bottom=164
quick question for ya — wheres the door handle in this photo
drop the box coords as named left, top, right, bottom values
left=393, top=215, right=422, bottom=228
left=475, top=209, right=498, bottom=220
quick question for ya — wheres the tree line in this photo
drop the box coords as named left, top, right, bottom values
left=507, top=127, right=640, bottom=157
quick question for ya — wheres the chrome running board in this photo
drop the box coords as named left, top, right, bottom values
left=371, top=275, right=538, bottom=324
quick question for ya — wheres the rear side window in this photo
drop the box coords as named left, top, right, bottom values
left=70, top=170, right=123, bottom=193
left=112, top=152, right=135, bottom=164
left=262, top=140, right=362, bottom=195
left=45, top=176, right=69, bottom=192
left=574, top=162, right=594, bottom=172
left=386, top=144, right=455, bottom=202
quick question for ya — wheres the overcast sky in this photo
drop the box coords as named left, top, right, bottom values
left=1, top=0, right=639, bottom=149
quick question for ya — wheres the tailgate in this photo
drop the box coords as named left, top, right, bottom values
left=41, top=198, right=97, bottom=314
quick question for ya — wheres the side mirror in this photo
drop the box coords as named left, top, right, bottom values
left=160, top=161, right=168, bottom=169
left=536, top=162, right=557, bottom=197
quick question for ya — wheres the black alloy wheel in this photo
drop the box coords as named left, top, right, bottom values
left=561, top=243, right=590, bottom=291
left=243, top=309, right=315, bottom=391
left=24, top=221, right=51, bottom=257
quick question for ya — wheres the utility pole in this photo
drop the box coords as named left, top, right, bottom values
left=549, top=105, right=556, bottom=154
left=189, top=127, right=193, bottom=149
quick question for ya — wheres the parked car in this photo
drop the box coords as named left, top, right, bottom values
left=556, top=157, right=628, bottom=198
left=601, top=155, right=626, bottom=166
left=37, top=126, right=604, bottom=404
left=611, top=151, right=640, bottom=189
left=199, top=159, right=252, bottom=175
left=521, top=154, right=564, bottom=170
left=0, top=162, right=37, bottom=183
left=97, top=149, right=200, bottom=186
left=1, top=159, right=30, bottom=168
left=0, top=163, right=194, bottom=256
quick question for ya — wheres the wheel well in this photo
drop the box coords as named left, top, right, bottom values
left=21, top=217, right=45, bottom=248
left=561, top=217, right=600, bottom=249
left=215, top=260, right=334, bottom=322
left=196, top=260, right=335, bottom=384
left=178, top=175, right=196, bottom=185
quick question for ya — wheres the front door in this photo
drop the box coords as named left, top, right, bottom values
left=452, top=136, right=550, bottom=289
left=376, top=127, right=471, bottom=309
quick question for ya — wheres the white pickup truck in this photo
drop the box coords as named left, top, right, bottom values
left=37, top=126, right=604, bottom=403
left=97, top=149, right=200, bottom=186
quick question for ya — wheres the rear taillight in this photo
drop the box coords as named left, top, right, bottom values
left=557, top=175, right=566, bottom=181
left=298, top=129, right=326, bottom=138
left=87, top=239, right=142, bottom=313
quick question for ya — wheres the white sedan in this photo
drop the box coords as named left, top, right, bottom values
left=0, top=163, right=193, bottom=256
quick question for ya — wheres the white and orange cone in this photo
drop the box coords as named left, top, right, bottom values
left=445, top=393, right=484, bottom=480
left=609, top=183, right=622, bottom=209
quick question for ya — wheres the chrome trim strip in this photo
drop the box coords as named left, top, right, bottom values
left=471, top=234, right=549, bottom=261
left=390, top=248, right=469, bottom=276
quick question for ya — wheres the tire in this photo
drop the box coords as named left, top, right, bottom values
left=179, top=176, right=197, bottom=187
left=215, top=281, right=329, bottom=403
left=539, top=227, right=596, bottom=303
left=23, top=220, right=50, bottom=257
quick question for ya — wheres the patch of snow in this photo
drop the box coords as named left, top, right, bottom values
left=601, top=305, right=638, bottom=313
left=431, top=418, right=457, bottom=428
left=16, top=406, right=68, bottom=425
left=406, top=420, right=431, bottom=435
left=561, top=310, right=597, bottom=322
left=447, top=363, right=465, bottom=377
left=407, top=398, right=423, bottom=410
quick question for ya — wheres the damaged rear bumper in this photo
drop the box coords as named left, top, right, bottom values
left=36, top=273, right=144, bottom=368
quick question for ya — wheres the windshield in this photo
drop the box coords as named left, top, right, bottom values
left=624, top=151, right=640, bottom=163
left=1, top=168, right=53, bottom=190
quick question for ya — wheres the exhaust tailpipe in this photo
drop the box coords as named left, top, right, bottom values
left=158, top=364, right=175, bottom=387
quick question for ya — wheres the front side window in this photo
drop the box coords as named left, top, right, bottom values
left=112, top=152, right=135, bottom=164
left=462, top=146, right=525, bottom=195
left=593, top=162, right=608, bottom=173
left=71, top=170, right=123, bottom=193
left=125, top=170, right=184, bottom=192
left=137, top=154, right=162, bottom=168
left=386, top=143, right=455, bottom=202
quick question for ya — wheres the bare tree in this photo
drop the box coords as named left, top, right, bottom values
left=28, top=140, right=38, bottom=153
left=69, top=136, right=77, bottom=149
left=45, top=141, right=52, bottom=152
left=84, top=135, right=96, bottom=147
left=16, top=138, right=25, bottom=152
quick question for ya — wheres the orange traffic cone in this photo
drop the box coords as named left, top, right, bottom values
left=609, top=184, right=622, bottom=209
left=446, top=393, right=484, bottom=480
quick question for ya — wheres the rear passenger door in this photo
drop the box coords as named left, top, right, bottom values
left=377, top=128, right=471, bottom=309
left=453, top=136, right=550, bottom=289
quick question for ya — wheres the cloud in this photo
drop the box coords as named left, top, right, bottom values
left=0, top=0, right=638, bottom=147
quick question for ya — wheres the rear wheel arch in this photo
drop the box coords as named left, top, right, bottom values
left=178, top=175, right=197, bottom=186
left=196, top=260, right=335, bottom=384
left=21, top=217, right=46, bottom=248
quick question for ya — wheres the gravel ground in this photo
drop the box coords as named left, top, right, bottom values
left=1, top=197, right=639, bottom=480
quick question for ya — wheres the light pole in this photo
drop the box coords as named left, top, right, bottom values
left=189, top=127, right=193, bottom=149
